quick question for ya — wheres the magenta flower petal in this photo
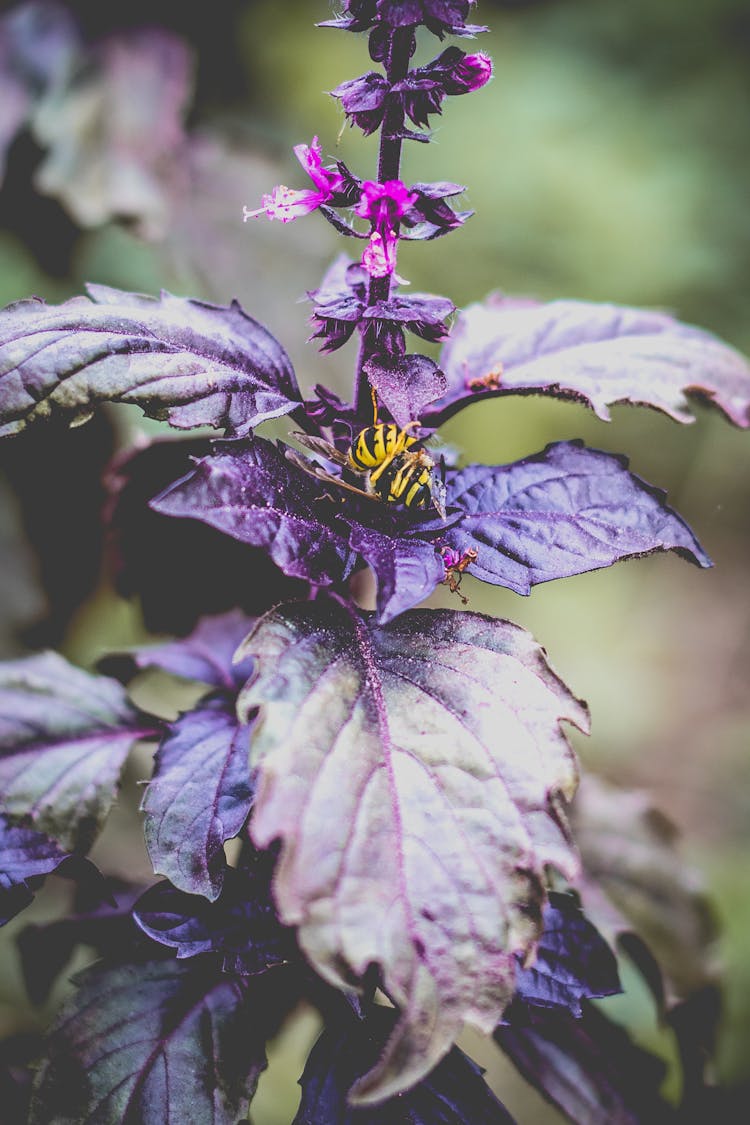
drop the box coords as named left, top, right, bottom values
left=355, top=179, right=419, bottom=224
left=294, top=136, right=344, bottom=195
left=244, top=186, right=323, bottom=223
left=447, top=51, right=493, bottom=93
left=244, top=137, right=344, bottom=224
left=362, top=230, right=398, bottom=277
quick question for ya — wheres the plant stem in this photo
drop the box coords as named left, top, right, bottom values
left=354, top=26, right=415, bottom=416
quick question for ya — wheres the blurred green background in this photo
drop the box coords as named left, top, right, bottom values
left=1, top=0, right=749, bottom=1120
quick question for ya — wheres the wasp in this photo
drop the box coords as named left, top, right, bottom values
left=287, top=395, right=447, bottom=519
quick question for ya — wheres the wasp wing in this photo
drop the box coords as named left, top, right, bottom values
left=290, top=432, right=349, bottom=468
left=429, top=472, right=448, bottom=521
left=284, top=447, right=380, bottom=503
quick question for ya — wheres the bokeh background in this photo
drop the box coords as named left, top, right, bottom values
left=1, top=0, right=749, bottom=1120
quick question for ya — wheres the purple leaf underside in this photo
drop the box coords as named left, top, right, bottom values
left=0, top=284, right=300, bottom=438
left=295, top=1007, right=516, bottom=1124
left=0, top=652, right=157, bottom=851
left=364, top=353, right=447, bottom=429
left=348, top=525, right=446, bottom=624
left=513, top=893, right=621, bottom=1016
left=29, top=960, right=267, bottom=1125
left=151, top=438, right=355, bottom=588
left=103, top=608, right=256, bottom=692
left=0, top=817, right=68, bottom=926
left=495, top=1004, right=671, bottom=1125
left=141, top=698, right=255, bottom=900
left=445, top=441, right=710, bottom=594
left=426, top=296, right=750, bottom=428
left=236, top=600, right=587, bottom=1103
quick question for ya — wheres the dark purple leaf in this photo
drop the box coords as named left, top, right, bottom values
left=102, top=608, right=255, bottom=692
left=236, top=600, right=587, bottom=1102
left=103, top=436, right=307, bottom=633
left=0, top=1031, right=43, bottom=1125
left=151, top=437, right=355, bottom=588
left=29, top=959, right=267, bottom=1125
left=495, top=1004, right=673, bottom=1125
left=318, top=204, right=368, bottom=237
left=402, top=181, right=472, bottom=240
left=0, top=413, right=116, bottom=649
left=444, top=441, right=710, bottom=595
left=295, top=1006, right=516, bottom=1124
left=426, top=296, right=750, bottom=428
left=364, top=353, right=447, bottom=427
left=134, top=852, right=295, bottom=975
left=31, top=29, right=192, bottom=238
left=0, top=817, right=66, bottom=925
left=7, top=850, right=108, bottom=940
left=347, top=525, right=445, bottom=623
left=0, top=652, right=158, bottom=851
left=141, top=697, right=255, bottom=900
left=330, top=71, right=389, bottom=135
left=410, top=180, right=467, bottom=200
left=365, top=293, right=455, bottom=332
left=319, top=0, right=486, bottom=37
left=17, top=882, right=144, bottom=1005
left=0, top=284, right=300, bottom=438
left=303, top=384, right=363, bottom=445
left=513, top=893, right=620, bottom=1016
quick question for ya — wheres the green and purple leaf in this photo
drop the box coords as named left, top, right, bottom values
left=425, top=296, right=750, bottom=428
left=295, top=1007, right=516, bottom=1124
left=29, top=960, right=267, bottom=1125
left=141, top=697, right=255, bottom=900
left=236, top=600, right=587, bottom=1103
left=444, top=441, right=710, bottom=594
left=0, top=652, right=158, bottom=851
left=0, top=285, right=300, bottom=438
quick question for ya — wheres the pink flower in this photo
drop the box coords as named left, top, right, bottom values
left=355, top=179, right=417, bottom=227
left=243, top=137, right=344, bottom=223
left=355, top=179, right=417, bottom=278
left=446, top=52, right=493, bottom=94
left=361, top=230, right=398, bottom=278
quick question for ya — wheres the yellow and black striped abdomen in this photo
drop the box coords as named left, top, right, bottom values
left=373, top=455, right=433, bottom=509
left=348, top=424, right=417, bottom=472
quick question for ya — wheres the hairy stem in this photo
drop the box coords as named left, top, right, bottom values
left=354, top=26, right=415, bottom=416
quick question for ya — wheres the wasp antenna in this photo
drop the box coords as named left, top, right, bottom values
left=370, top=386, right=379, bottom=426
